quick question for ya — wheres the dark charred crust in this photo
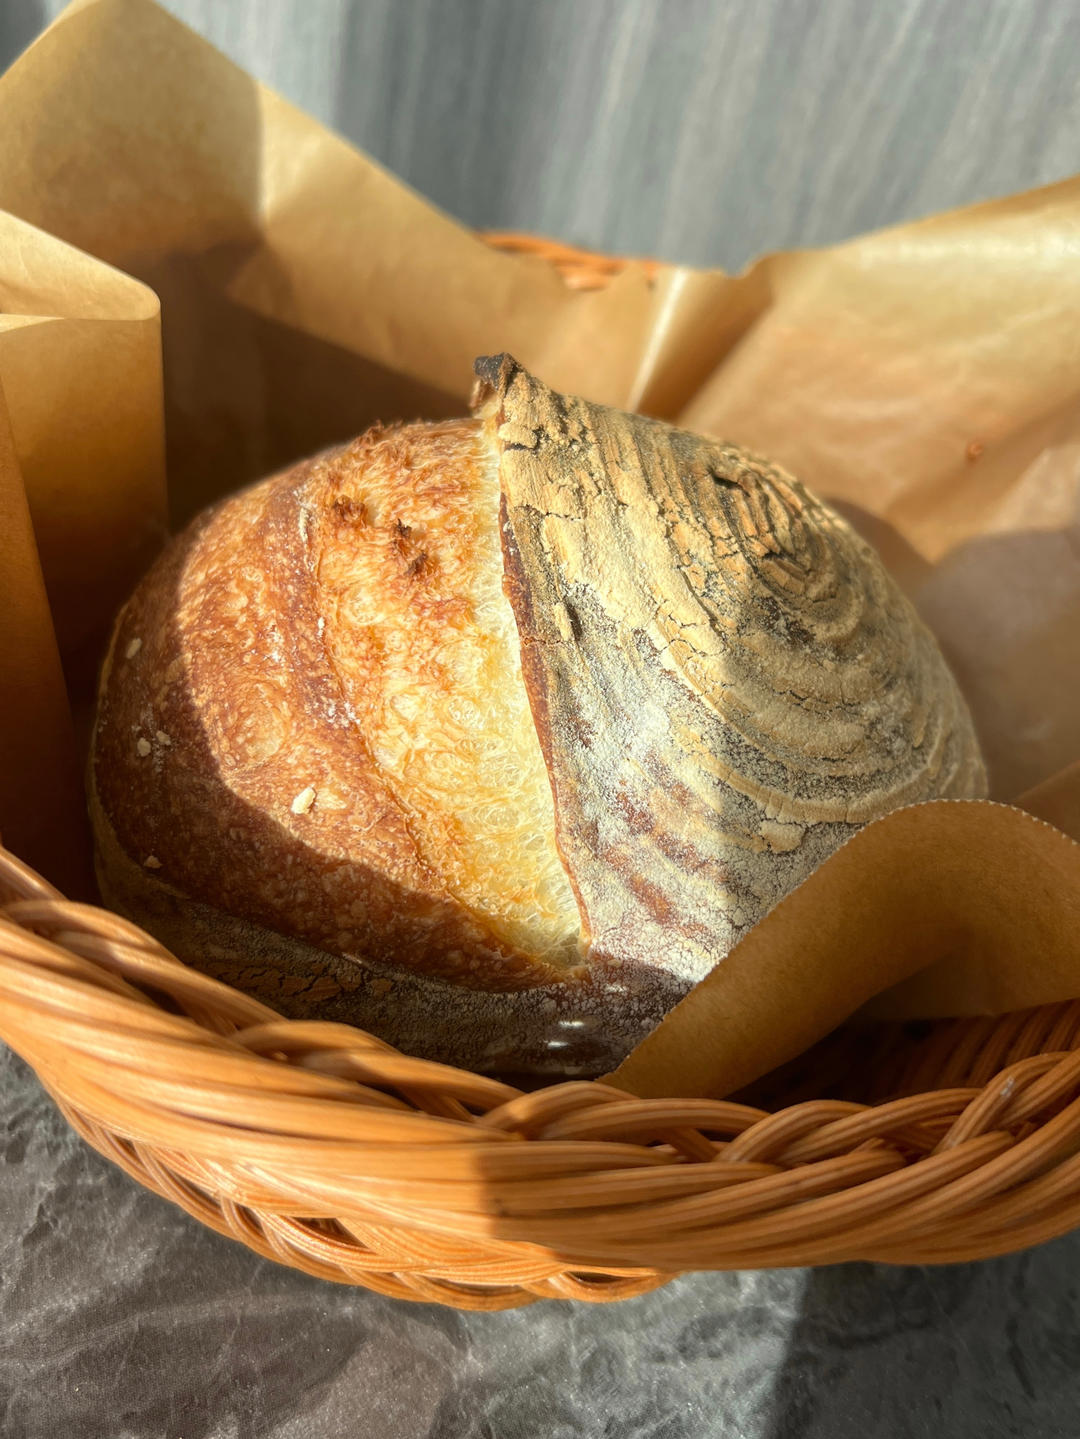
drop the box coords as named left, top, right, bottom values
left=471, top=352, right=520, bottom=411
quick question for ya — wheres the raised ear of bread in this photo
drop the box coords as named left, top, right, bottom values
left=89, top=356, right=986, bottom=1073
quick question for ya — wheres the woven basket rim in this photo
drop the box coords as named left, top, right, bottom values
left=4, top=233, right=1080, bottom=1309
left=6, top=831, right=1080, bottom=1308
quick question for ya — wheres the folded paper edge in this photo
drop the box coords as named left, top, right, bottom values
left=610, top=799, right=1080, bottom=1099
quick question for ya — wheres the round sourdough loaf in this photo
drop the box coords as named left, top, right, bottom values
left=90, top=356, right=987, bottom=1074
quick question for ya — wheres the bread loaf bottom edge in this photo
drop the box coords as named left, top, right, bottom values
left=90, top=788, right=685, bottom=1077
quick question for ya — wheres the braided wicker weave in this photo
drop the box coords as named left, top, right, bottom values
left=2, top=235, right=1079, bottom=1309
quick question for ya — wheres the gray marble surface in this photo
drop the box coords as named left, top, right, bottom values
left=3, top=1, right=1080, bottom=1435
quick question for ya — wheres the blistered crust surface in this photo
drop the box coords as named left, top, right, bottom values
left=93, top=419, right=581, bottom=990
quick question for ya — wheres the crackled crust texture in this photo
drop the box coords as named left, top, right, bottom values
left=474, top=355, right=988, bottom=987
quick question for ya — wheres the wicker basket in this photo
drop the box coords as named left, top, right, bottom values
left=3, top=235, right=1080, bottom=1311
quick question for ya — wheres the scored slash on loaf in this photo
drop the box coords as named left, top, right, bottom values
left=89, top=355, right=986, bottom=1075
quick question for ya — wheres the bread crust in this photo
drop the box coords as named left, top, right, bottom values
left=91, top=359, right=988, bottom=1073
left=476, top=357, right=988, bottom=987
left=92, top=419, right=580, bottom=994
left=90, top=788, right=670, bottom=1074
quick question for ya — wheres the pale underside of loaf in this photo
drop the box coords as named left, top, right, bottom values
left=90, top=790, right=671, bottom=1076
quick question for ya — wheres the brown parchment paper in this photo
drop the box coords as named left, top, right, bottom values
left=0, top=378, right=87, bottom=893
left=1, top=0, right=1078, bottom=1097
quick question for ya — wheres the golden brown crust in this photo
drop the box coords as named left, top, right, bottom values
left=92, top=419, right=580, bottom=991
left=90, top=787, right=672, bottom=1076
